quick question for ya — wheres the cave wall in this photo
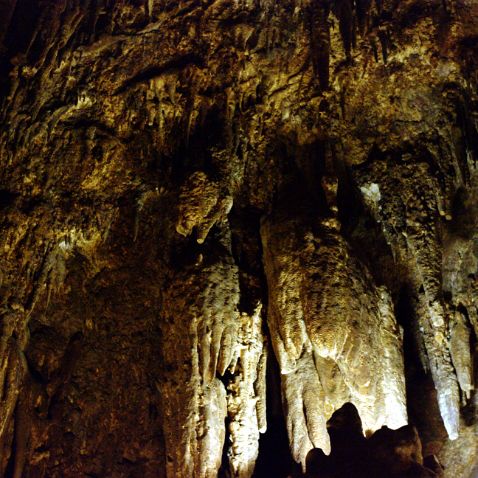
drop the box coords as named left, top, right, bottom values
left=0, top=0, right=477, bottom=477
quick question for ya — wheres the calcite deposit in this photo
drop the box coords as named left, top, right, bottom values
left=261, top=209, right=408, bottom=466
left=0, top=0, right=477, bottom=477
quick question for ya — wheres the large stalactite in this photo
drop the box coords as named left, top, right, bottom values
left=0, top=0, right=477, bottom=477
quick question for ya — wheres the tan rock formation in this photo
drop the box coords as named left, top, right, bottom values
left=0, top=0, right=476, bottom=477
left=262, top=210, right=407, bottom=465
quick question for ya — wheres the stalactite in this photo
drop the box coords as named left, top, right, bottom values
left=261, top=208, right=407, bottom=467
left=449, top=308, right=473, bottom=402
left=333, top=0, right=355, bottom=59
left=0, top=0, right=476, bottom=476
left=355, top=0, right=372, bottom=34
left=161, top=219, right=267, bottom=477
left=0, top=318, right=27, bottom=474
left=160, top=254, right=232, bottom=477
left=226, top=305, right=267, bottom=478
left=176, top=171, right=233, bottom=245
left=356, top=159, right=463, bottom=439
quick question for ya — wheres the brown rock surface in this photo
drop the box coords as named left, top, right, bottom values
left=0, top=1, right=477, bottom=477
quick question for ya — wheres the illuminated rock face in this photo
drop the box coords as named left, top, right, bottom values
left=0, top=1, right=477, bottom=477
left=261, top=210, right=408, bottom=466
left=160, top=225, right=266, bottom=478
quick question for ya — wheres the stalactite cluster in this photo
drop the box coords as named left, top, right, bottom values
left=0, top=0, right=477, bottom=477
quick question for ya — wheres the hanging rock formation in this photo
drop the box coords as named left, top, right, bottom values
left=261, top=207, right=407, bottom=466
left=0, top=0, right=477, bottom=477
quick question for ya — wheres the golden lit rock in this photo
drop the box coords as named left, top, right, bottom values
left=0, top=0, right=476, bottom=477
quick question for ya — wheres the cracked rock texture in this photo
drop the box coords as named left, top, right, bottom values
left=0, top=0, right=477, bottom=477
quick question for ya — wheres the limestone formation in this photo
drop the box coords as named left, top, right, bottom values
left=0, top=0, right=476, bottom=477
left=261, top=210, right=407, bottom=465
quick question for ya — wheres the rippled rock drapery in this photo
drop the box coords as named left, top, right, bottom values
left=160, top=222, right=267, bottom=478
left=0, top=0, right=477, bottom=477
left=261, top=208, right=407, bottom=466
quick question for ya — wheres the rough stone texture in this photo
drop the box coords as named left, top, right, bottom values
left=160, top=225, right=266, bottom=477
left=0, top=0, right=477, bottom=477
left=261, top=209, right=407, bottom=466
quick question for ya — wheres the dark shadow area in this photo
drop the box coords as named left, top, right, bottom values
left=305, top=403, right=444, bottom=478
left=252, top=343, right=300, bottom=478
left=462, top=326, right=478, bottom=428
left=395, top=286, right=449, bottom=455
left=0, top=0, right=41, bottom=100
